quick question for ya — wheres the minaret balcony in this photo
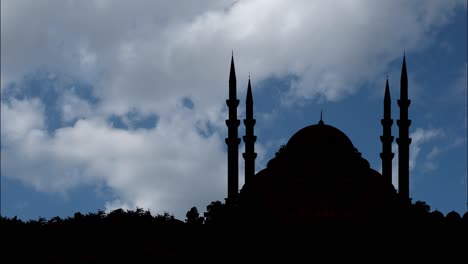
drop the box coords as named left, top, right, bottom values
left=225, top=119, right=240, bottom=127
left=380, top=135, right=394, bottom=142
left=381, top=119, right=394, bottom=126
left=397, top=99, right=411, bottom=107
left=396, top=137, right=412, bottom=145
left=396, top=119, right=412, bottom=127
left=226, top=99, right=240, bottom=107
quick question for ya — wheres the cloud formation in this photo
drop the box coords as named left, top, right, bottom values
left=1, top=98, right=226, bottom=217
left=2, top=0, right=464, bottom=111
left=390, top=128, right=444, bottom=190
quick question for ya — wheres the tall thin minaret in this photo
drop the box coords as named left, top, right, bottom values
left=396, top=54, right=412, bottom=201
left=380, top=78, right=394, bottom=186
left=243, top=77, right=257, bottom=185
left=226, top=53, right=240, bottom=201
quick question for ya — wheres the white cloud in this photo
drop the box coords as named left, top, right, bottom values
left=426, top=146, right=441, bottom=160
left=61, top=89, right=94, bottom=122
left=2, top=0, right=465, bottom=111
left=1, top=99, right=227, bottom=217
left=409, top=128, right=444, bottom=171
left=422, top=135, right=466, bottom=173
left=391, top=128, right=444, bottom=190
left=422, top=146, right=441, bottom=172
left=1, top=98, right=45, bottom=142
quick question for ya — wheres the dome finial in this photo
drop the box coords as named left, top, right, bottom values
left=319, top=110, right=324, bottom=125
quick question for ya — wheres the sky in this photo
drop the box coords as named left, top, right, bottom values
left=1, top=0, right=467, bottom=220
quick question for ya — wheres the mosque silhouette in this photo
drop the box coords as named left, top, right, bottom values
left=222, top=54, right=414, bottom=222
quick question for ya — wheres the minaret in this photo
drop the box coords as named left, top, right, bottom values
left=225, top=53, right=240, bottom=201
left=380, top=78, right=394, bottom=186
left=396, top=54, right=412, bottom=201
left=319, top=110, right=324, bottom=125
left=243, top=77, right=257, bottom=185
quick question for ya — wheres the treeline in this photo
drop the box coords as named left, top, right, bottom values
left=1, top=201, right=467, bottom=262
left=2, top=200, right=468, bottom=226
left=1, top=208, right=182, bottom=227
left=0, top=201, right=468, bottom=230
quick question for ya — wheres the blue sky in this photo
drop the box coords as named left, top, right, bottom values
left=1, top=0, right=466, bottom=220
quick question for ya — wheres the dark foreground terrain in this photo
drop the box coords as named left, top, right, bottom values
left=1, top=206, right=467, bottom=262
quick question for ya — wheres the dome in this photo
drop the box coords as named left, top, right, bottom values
left=446, top=211, right=461, bottom=222
left=430, top=210, right=445, bottom=222
left=240, top=119, right=399, bottom=221
left=287, top=121, right=355, bottom=152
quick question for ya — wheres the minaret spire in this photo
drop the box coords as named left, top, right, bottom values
left=243, top=77, right=257, bottom=185
left=400, top=53, right=408, bottom=100
left=397, top=54, right=412, bottom=202
left=226, top=53, right=240, bottom=201
left=229, top=53, right=237, bottom=99
left=380, top=77, right=394, bottom=186
left=318, top=110, right=324, bottom=125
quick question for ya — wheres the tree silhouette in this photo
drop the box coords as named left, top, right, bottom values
left=204, top=201, right=232, bottom=224
left=185, top=207, right=204, bottom=224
